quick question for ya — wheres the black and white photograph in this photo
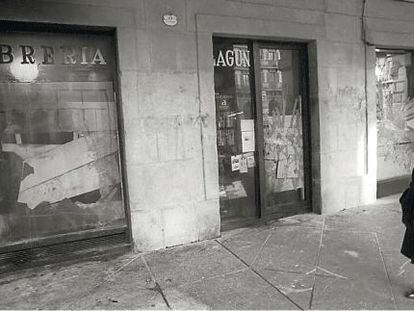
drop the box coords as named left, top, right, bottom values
left=1, top=0, right=414, bottom=310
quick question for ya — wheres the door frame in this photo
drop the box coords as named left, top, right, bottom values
left=214, top=37, right=313, bottom=227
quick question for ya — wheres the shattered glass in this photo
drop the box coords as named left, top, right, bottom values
left=0, top=31, right=125, bottom=247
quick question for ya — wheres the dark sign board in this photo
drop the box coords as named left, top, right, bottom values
left=0, top=31, right=115, bottom=82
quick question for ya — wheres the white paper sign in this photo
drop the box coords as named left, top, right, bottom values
left=226, top=180, right=248, bottom=199
left=163, top=14, right=178, bottom=26
left=240, top=157, right=248, bottom=173
left=231, top=155, right=241, bottom=171
left=240, top=119, right=254, bottom=132
left=247, top=155, right=255, bottom=168
left=242, top=131, right=255, bottom=152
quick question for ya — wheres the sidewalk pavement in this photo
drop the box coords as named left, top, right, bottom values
left=1, top=195, right=414, bottom=310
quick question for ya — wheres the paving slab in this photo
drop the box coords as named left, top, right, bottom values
left=220, top=226, right=272, bottom=265
left=269, top=213, right=325, bottom=229
left=162, top=287, right=211, bottom=310
left=0, top=253, right=140, bottom=309
left=379, top=194, right=402, bottom=205
left=376, top=226, right=406, bottom=256
left=382, top=253, right=414, bottom=310
left=70, top=285, right=167, bottom=310
left=325, top=200, right=401, bottom=234
left=0, top=195, right=409, bottom=310
left=372, top=199, right=406, bottom=256
left=253, top=226, right=322, bottom=273
left=312, top=276, right=395, bottom=310
left=144, top=240, right=245, bottom=288
left=312, top=230, right=395, bottom=310
left=255, top=269, right=314, bottom=310
left=248, top=226, right=321, bottom=309
left=68, top=257, right=166, bottom=310
left=166, top=269, right=300, bottom=310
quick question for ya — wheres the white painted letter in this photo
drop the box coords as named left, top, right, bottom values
left=235, top=50, right=243, bottom=67
left=225, top=50, right=234, bottom=67
left=241, top=51, right=250, bottom=67
left=81, top=47, right=88, bottom=65
left=91, top=48, right=107, bottom=65
left=216, top=50, right=226, bottom=67
left=61, top=47, right=77, bottom=65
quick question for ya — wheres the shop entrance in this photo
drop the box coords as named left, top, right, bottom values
left=213, top=38, right=311, bottom=228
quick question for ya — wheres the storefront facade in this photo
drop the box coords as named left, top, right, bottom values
left=0, top=0, right=413, bottom=253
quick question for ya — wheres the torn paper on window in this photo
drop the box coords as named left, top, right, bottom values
left=231, top=154, right=241, bottom=171
left=247, top=155, right=255, bottom=168
left=240, top=119, right=254, bottom=132
left=242, top=131, right=255, bottom=152
left=225, top=180, right=248, bottom=199
left=239, top=156, right=248, bottom=173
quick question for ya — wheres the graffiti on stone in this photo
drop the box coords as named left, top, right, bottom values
left=325, top=86, right=366, bottom=123
left=323, top=86, right=367, bottom=155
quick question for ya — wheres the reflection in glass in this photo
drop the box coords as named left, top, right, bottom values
left=376, top=51, right=414, bottom=181
left=260, top=48, right=305, bottom=208
left=10, top=58, right=39, bottom=82
left=0, top=31, right=125, bottom=247
left=214, top=38, right=258, bottom=222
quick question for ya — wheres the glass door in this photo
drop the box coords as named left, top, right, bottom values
left=254, top=44, right=310, bottom=216
left=213, top=38, right=311, bottom=226
left=213, top=38, right=259, bottom=225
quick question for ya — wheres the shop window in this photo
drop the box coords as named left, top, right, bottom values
left=0, top=29, right=125, bottom=248
left=376, top=50, right=414, bottom=181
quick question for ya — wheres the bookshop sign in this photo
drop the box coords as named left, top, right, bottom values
left=0, top=31, right=114, bottom=82
left=214, top=48, right=251, bottom=67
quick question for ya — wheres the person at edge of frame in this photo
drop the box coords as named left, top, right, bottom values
left=400, top=168, right=414, bottom=298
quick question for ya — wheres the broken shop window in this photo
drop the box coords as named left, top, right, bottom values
left=0, top=31, right=125, bottom=247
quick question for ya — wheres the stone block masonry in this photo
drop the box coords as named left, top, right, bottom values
left=1, top=0, right=413, bottom=251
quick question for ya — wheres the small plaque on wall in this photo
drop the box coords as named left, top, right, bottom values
left=163, top=13, right=178, bottom=26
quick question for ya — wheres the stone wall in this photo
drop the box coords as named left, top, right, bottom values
left=0, top=0, right=413, bottom=250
